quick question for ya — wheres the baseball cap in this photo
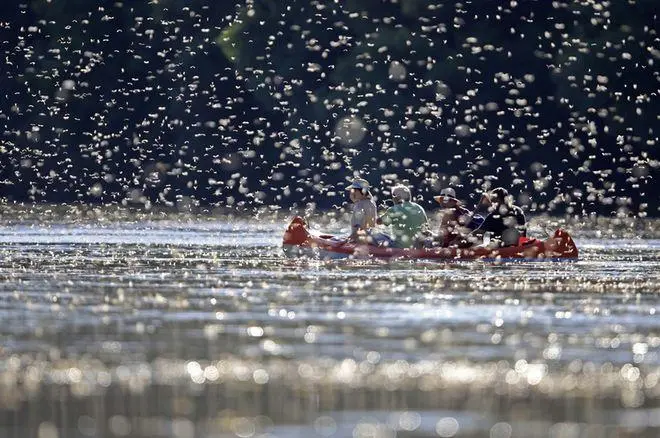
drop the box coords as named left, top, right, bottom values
left=346, top=178, right=370, bottom=191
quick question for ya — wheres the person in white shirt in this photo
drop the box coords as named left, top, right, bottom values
left=346, top=177, right=377, bottom=242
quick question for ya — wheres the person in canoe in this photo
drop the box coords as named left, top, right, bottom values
left=346, top=177, right=378, bottom=242
left=378, top=184, right=429, bottom=248
left=433, top=187, right=484, bottom=247
left=470, top=187, right=527, bottom=247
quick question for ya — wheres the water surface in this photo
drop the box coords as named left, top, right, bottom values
left=1, top=214, right=659, bottom=437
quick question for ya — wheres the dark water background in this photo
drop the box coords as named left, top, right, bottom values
left=1, top=210, right=659, bottom=437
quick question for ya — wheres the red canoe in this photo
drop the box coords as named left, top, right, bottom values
left=282, top=216, right=578, bottom=261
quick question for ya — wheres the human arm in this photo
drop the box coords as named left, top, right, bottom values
left=515, top=207, right=527, bottom=236
left=470, top=212, right=505, bottom=237
left=379, top=208, right=393, bottom=226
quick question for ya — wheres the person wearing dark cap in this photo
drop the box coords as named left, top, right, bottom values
left=471, top=187, right=527, bottom=247
left=433, top=187, right=484, bottom=247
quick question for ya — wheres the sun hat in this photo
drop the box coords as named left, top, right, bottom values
left=433, top=187, right=461, bottom=206
left=391, top=184, right=411, bottom=201
left=346, top=177, right=370, bottom=191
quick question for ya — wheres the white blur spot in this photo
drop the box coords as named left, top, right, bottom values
left=490, top=422, right=512, bottom=438
left=334, top=116, right=366, bottom=146
left=454, top=124, right=472, bottom=137
left=61, top=79, right=76, bottom=90
left=38, top=422, right=59, bottom=438
left=388, top=61, right=407, bottom=81
left=436, top=417, right=459, bottom=437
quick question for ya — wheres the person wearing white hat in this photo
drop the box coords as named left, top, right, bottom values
left=434, top=187, right=484, bottom=247
left=433, top=187, right=460, bottom=207
left=346, top=177, right=377, bottom=241
left=379, top=184, right=428, bottom=248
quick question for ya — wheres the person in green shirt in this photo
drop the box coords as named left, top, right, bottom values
left=378, top=185, right=429, bottom=248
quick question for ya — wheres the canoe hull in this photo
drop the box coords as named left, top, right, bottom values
left=282, top=216, right=578, bottom=261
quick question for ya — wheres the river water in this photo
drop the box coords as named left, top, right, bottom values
left=1, top=211, right=659, bottom=438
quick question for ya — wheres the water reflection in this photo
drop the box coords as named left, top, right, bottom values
left=1, top=214, right=659, bottom=437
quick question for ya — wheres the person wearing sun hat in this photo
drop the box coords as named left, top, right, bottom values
left=345, top=177, right=377, bottom=241
left=434, top=187, right=484, bottom=247
left=379, top=184, right=429, bottom=248
left=433, top=187, right=462, bottom=208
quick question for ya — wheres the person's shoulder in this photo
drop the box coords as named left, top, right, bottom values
left=410, top=201, right=426, bottom=211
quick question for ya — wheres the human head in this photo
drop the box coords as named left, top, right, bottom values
left=480, top=187, right=510, bottom=207
left=433, top=187, right=461, bottom=208
left=346, top=177, right=371, bottom=202
left=391, top=184, right=411, bottom=203
left=489, top=187, right=510, bottom=205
